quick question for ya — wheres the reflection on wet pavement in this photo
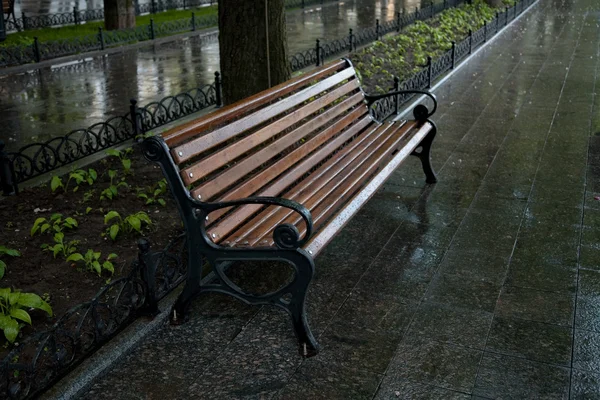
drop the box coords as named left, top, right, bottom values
left=1, top=0, right=428, bottom=152
left=74, top=0, right=600, bottom=398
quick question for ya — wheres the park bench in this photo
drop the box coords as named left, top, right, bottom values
left=138, top=58, right=438, bottom=357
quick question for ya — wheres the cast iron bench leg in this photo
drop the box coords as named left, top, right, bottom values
left=411, top=120, right=438, bottom=184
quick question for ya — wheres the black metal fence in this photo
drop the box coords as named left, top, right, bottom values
left=0, top=0, right=536, bottom=397
left=0, top=235, right=188, bottom=400
left=4, top=0, right=330, bottom=32
left=0, top=13, right=218, bottom=67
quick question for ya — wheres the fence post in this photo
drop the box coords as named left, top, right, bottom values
left=73, top=4, right=79, bottom=25
left=22, top=13, right=28, bottom=30
left=214, top=71, right=222, bottom=107
left=135, top=0, right=141, bottom=16
left=137, top=239, right=159, bottom=316
left=191, top=12, right=196, bottom=31
left=505, top=6, right=509, bottom=25
left=484, top=21, right=487, bottom=42
left=150, top=19, right=156, bottom=40
left=315, top=39, right=321, bottom=67
left=348, top=28, right=354, bottom=53
left=98, top=27, right=105, bottom=50
left=0, top=141, right=17, bottom=196
left=130, top=99, right=142, bottom=138
left=451, top=41, right=456, bottom=68
left=33, top=37, right=41, bottom=62
left=183, top=0, right=186, bottom=9
left=427, top=56, right=432, bottom=88
left=302, top=0, right=305, bottom=8
left=415, top=7, right=419, bottom=20
left=375, top=19, right=380, bottom=40
left=430, top=1, right=434, bottom=18
left=444, top=0, right=447, bottom=10
left=396, top=11, right=400, bottom=32
left=393, top=76, right=400, bottom=115
left=151, top=0, right=156, bottom=14
left=468, top=29, right=472, bottom=54
left=495, top=12, right=499, bottom=32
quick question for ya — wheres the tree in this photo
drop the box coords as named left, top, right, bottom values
left=104, top=0, right=136, bottom=31
left=218, top=0, right=291, bottom=105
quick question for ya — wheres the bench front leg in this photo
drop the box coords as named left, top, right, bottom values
left=411, top=120, right=438, bottom=184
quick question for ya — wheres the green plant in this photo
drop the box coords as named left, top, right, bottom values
left=50, top=168, right=97, bottom=193
left=31, top=213, right=78, bottom=236
left=67, top=250, right=117, bottom=276
left=0, top=246, right=20, bottom=280
left=104, top=211, right=152, bottom=241
left=82, top=189, right=95, bottom=203
left=106, top=148, right=134, bottom=174
left=100, top=170, right=129, bottom=201
left=137, top=179, right=168, bottom=206
left=0, top=288, right=53, bottom=343
left=41, top=233, right=79, bottom=260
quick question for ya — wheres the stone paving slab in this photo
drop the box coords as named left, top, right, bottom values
left=72, top=0, right=600, bottom=398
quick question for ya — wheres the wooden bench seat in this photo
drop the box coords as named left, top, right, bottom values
left=138, top=58, right=438, bottom=357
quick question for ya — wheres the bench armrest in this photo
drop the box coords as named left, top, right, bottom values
left=194, top=196, right=314, bottom=250
left=364, top=89, right=438, bottom=120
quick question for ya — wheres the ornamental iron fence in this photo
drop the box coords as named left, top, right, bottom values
left=0, top=0, right=536, bottom=398
left=6, top=0, right=333, bottom=32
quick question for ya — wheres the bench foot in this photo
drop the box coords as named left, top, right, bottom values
left=412, top=121, right=438, bottom=184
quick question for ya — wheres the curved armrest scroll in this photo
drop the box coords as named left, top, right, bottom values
left=193, top=196, right=313, bottom=250
left=365, top=89, right=438, bottom=120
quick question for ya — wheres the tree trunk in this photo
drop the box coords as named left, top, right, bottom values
left=104, top=0, right=136, bottom=31
left=218, top=0, right=291, bottom=105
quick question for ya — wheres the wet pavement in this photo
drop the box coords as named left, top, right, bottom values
left=62, top=0, right=600, bottom=397
left=0, top=0, right=425, bottom=152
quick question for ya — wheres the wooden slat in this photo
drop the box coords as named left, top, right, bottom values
left=191, top=92, right=366, bottom=200
left=238, top=121, right=416, bottom=247
left=305, top=122, right=433, bottom=255
left=224, top=121, right=405, bottom=246
left=207, top=113, right=375, bottom=240
left=265, top=122, right=425, bottom=247
left=172, top=67, right=357, bottom=164
left=163, top=60, right=349, bottom=147
left=179, top=80, right=362, bottom=186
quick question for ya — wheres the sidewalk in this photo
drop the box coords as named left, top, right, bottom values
left=76, top=0, right=600, bottom=398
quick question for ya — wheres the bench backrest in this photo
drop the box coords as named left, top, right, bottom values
left=2, top=0, right=12, bottom=13
left=161, top=59, right=374, bottom=212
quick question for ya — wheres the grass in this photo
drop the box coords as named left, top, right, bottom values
left=0, top=5, right=217, bottom=48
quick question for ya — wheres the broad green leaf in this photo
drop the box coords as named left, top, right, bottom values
left=64, top=217, right=78, bottom=228
left=145, top=199, right=153, bottom=205
left=50, top=213, right=62, bottom=221
left=31, top=217, right=46, bottom=236
left=104, top=211, right=120, bottom=224
left=17, top=293, right=52, bottom=316
left=7, top=292, right=19, bottom=305
left=153, top=189, right=161, bottom=197
left=40, top=223, right=50, bottom=234
left=128, top=216, right=141, bottom=232
left=108, top=170, right=117, bottom=179
left=86, top=207, right=92, bottom=215
left=73, top=186, right=79, bottom=193
left=158, top=199, right=166, bottom=207
left=137, top=213, right=152, bottom=225
left=88, top=169, right=97, bottom=180
left=0, top=315, right=19, bottom=343
left=137, top=193, right=148, bottom=200
left=103, top=261, right=114, bottom=274
left=0, top=260, right=5, bottom=280
left=93, top=252, right=101, bottom=260
left=50, top=176, right=62, bottom=192
left=0, top=288, right=11, bottom=300
left=66, top=253, right=84, bottom=262
left=92, top=261, right=101, bottom=275
left=106, top=149, right=120, bottom=157
left=122, top=159, right=131, bottom=171
left=54, top=232, right=64, bottom=242
left=1, top=248, right=20, bottom=257
left=107, top=253, right=118, bottom=260
left=52, top=245, right=62, bottom=258
left=109, top=225, right=119, bottom=241
left=10, top=308, right=31, bottom=325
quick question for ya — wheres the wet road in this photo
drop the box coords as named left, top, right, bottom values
left=1, top=0, right=426, bottom=151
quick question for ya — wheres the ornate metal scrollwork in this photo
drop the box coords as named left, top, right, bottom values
left=273, top=223, right=301, bottom=249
